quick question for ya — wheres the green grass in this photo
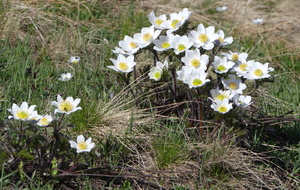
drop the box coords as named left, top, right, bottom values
left=152, top=122, right=188, bottom=169
left=1, top=0, right=300, bottom=189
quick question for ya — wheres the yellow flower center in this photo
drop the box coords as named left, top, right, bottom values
left=129, top=42, right=137, bottom=48
left=229, top=82, right=237, bottom=90
left=239, top=63, right=248, bottom=71
left=153, top=72, right=161, bottom=80
left=216, top=94, right=228, bottom=101
left=217, top=106, right=228, bottom=113
left=142, top=33, right=152, bottom=42
left=231, top=54, right=239, bottom=62
left=218, top=37, right=224, bottom=43
left=161, top=42, right=170, bottom=49
left=192, top=78, right=203, bottom=86
left=77, top=141, right=88, bottom=150
left=155, top=19, right=164, bottom=26
left=118, top=62, right=128, bottom=71
left=30, top=117, right=39, bottom=121
left=177, top=44, right=186, bottom=51
left=39, top=117, right=50, bottom=126
left=217, top=65, right=226, bottom=71
left=16, top=110, right=30, bottom=120
left=191, top=59, right=200, bottom=68
left=59, top=100, right=74, bottom=112
left=254, top=69, right=263, bottom=76
left=198, top=33, right=209, bottom=43
left=171, top=19, right=180, bottom=28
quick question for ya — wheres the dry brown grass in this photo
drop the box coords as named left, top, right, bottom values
left=141, top=0, right=300, bottom=53
left=116, top=132, right=299, bottom=189
left=0, top=0, right=118, bottom=68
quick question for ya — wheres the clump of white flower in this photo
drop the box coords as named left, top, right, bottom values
left=107, top=7, right=274, bottom=116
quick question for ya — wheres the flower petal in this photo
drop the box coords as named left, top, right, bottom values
left=69, top=140, right=77, bottom=148
left=77, top=135, right=85, bottom=143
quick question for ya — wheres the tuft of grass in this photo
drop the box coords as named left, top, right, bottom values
left=153, top=128, right=188, bottom=169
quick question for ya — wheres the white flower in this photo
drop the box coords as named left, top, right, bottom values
left=69, top=135, right=95, bottom=153
left=133, top=26, right=161, bottom=48
left=252, top=18, right=264, bottom=24
left=148, top=11, right=167, bottom=29
left=221, top=74, right=247, bottom=94
left=223, top=51, right=248, bottom=63
left=51, top=95, right=82, bottom=115
left=188, top=24, right=218, bottom=50
left=210, top=98, right=233, bottom=114
left=183, top=69, right=210, bottom=89
left=244, top=61, right=274, bottom=80
left=153, top=32, right=175, bottom=51
left=161, top=8, right=192, bottom=32
left=118, top=35, right=140, bottom=55
left=108, top=54, right=137, bottom=73
left=210, top=87, right=235, bottom=102
left=58, top=73, right=73, bottom=81
left=233, top=94, right=252, bottom=108
left=171, top=35, right=193, bottom=54
left=181, top=49, right=209, bottom=70
left=212, top=56, right=235, bottom=74
left=216, top=30, right=233, bottom=46
left=179, top=8, right=192, bottom=23
left=29, top=112, right=42, bottom=123
left=176, top=66, right=193, bottom=82
left=7, top=102, right=37, bottom=121
left=112, top=47, right=129, bottom=55
left=37, top=114, right=53, bottom=127
left=156, top=60, right=169, bottom=70
left=233, top=60, right=253, bottom=77
left=148, top=60, right=168, bottom=81
left=216, top=6, right=228, bottom=12
left=68, top=56, right=80, bottom=64
left=149, top=67, right=163, bottom=81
